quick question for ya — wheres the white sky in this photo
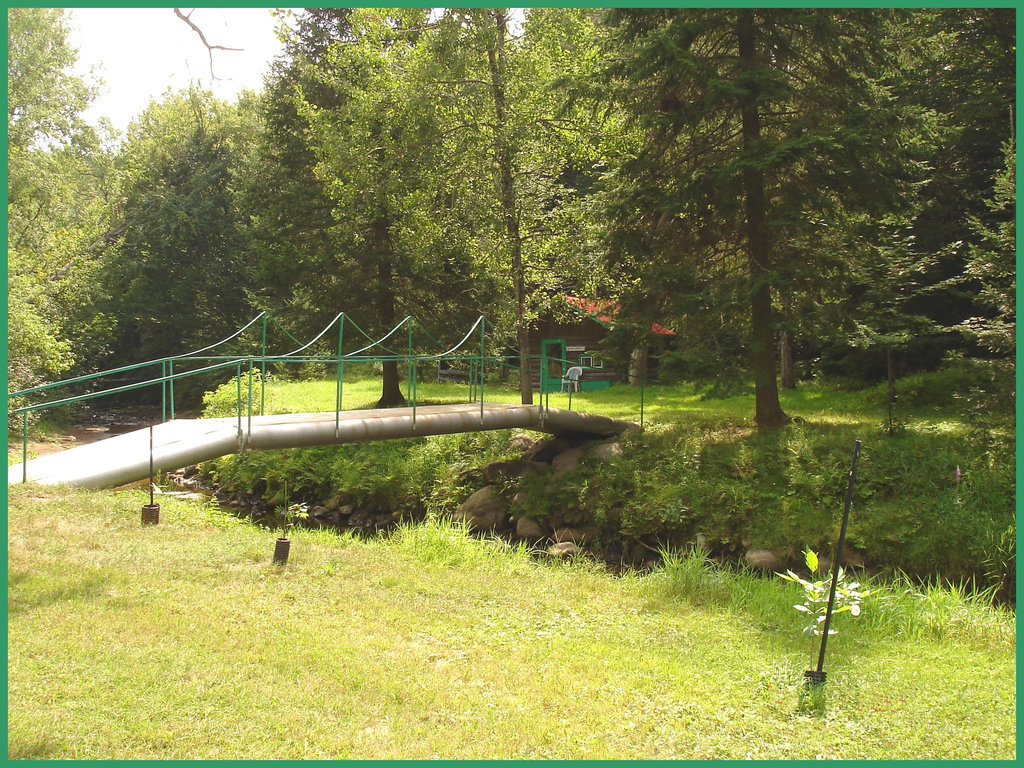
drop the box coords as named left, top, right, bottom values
left=66, top=8, right=291, bottom=135
left=66, top=8, right=527, bottom=137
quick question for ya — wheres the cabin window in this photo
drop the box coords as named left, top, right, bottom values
left=580, top=356, right=602, bottom=368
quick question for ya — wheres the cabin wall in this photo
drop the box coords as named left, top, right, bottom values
left=523, top=315, right=619, bottom=391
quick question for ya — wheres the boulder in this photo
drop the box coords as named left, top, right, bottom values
left=547, top=541, right=578, bottom=558
left=524, top=437, right=572, bottom=463
left=841, top=548, right=866, bottom=568
left=481, top=460, right=544, bottom=483
left=553, top=526, right=598, bottom=545
left=309, top=505, right=339, bottom=526
left=745, top=548, right=782, bottom=571
left=453, top=486, right=508, bottom=531
left=587, top=442, right=624, bottom=463
left=630, top=541, right=660, bottom=566
left=551, top=448, right=583, bottom=478
left=506, top=433, right=538, bottom=453
left=515, top=515, right=546, bottom=540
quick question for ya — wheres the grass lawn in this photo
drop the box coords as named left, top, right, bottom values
left=204, top=368, right=891, bottom=428
left=7, top=483, right=1015, bottom=760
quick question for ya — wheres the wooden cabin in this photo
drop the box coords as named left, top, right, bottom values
left=523, top=295, right=675, bottom=393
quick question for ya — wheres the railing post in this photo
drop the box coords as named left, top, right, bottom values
left=247, top=357, right=254, bottom=445
left=168, top=359, right=175, bottom=420
left=336, top=313, right=345, bottom=438
left=260, top=314, right=268, bottom=416
left=236, top=362, right=243, bottom=446
left=161, top=360, right=167, bottom=423
left=640, top=361, right=646, bottom=429
left=407, top=317, right=414, bottom=410
left=22, top=411, right=28, bottom=483
left=479, top=317, right=485, bottom=422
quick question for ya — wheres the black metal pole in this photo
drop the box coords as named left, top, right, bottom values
left=149, top=425, right=155, bottom=507
left=142, top=425, right=160, bottom=525
left=813, top=439, right=862, bottom=677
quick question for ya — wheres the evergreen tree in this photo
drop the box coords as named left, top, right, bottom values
left=91, top=90, right=257, bottom=394
left=597, top=9, right=912, bottom=427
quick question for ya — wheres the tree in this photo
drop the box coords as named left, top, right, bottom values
left=241, top=8, right=352, bottom=326
left=7, top=8, right=103, bottom=395
left=90, top=89, right=257, bottom=392
left=291, top=8, right=485, bottom=406
left=7, top=8, right=91, bottom=162
left=959, top=136, right=1015, bottom=356
left=898, top=9, right=1016, bottom=358
left=424, top=8, right=604, bottom=403
left=597, top=9, right=911, bottom=427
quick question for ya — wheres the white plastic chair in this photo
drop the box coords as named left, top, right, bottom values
left=561, top=366, right=583, bottom=392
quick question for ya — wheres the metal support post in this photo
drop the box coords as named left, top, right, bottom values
left=247, top=358, right=254, bottom=445
left=407, top=318, right=414, bottom=411
left=260, top=314, right=268, bottom=416
left=808, top=439, right=863, bottom=685
left=22, top=411, right=28, bottom=483
left=336, top=314, right=345, bottom=438
left=235, top=362, right=243, bottom=447
left=479, top=317, right=486, bottom=422
left=640, top=365, right=646, bottom=428
left=169, top=360, right=175, bottom=420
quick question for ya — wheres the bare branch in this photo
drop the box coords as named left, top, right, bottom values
left=173, top=8, right=243, bottom=81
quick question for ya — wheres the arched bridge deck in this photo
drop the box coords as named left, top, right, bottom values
left=9, top=403, right=636, bottom=489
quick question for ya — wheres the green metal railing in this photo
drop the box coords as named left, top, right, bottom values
left=10, top=310, right=647, bottom=483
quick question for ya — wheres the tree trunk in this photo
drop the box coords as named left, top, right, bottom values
left=628, top=346, right=648, bottom=386
left=886, top=343, right=896, bottom=435
left=373, top=223, right=407, bottom=408
left=780, top=329, right=795, bottom=389
left=737, top=10, right=788, bottom=429
left=485, top=10, right=532, bottom=405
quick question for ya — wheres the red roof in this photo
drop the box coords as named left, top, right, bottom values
left=564, top=295, right=676, bottom=336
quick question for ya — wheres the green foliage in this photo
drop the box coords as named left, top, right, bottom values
left=7, top=8, right=111, bottom=399
left=7, top=8, right=93, bottom=156
left=89, top=89, right=257, bottom=389
left=201, top=367, right=1013, bottom=596
left=779, top=549, right=869, bottom=639
left=863, top=353, right=1014, bottom=413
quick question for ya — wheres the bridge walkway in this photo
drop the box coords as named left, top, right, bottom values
left=9, top=403, right=636, bottom=489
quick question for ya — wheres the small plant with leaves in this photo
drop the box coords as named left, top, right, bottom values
left=780, top=549, right=869, bottom=653
left=276, top=481, right=309, bottom=539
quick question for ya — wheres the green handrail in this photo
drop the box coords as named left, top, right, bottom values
left=8, top=311, right=269, bottom=400
left=12, top=311, right=648, bottom=485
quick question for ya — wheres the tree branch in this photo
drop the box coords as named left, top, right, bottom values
left=174, top=8, right=243, bottom=81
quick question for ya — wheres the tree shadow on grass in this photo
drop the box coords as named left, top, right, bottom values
left=7, top=568, right=111, bottom=617
left=8, top=734, right=67, bottom=760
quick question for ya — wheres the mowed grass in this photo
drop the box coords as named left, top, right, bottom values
left=207, top=369, right=885, bottom=429
left=8, top=484, right=1015, bottom=760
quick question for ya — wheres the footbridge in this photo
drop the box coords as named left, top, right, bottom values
left=9, top=312, right=641, bottom=489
